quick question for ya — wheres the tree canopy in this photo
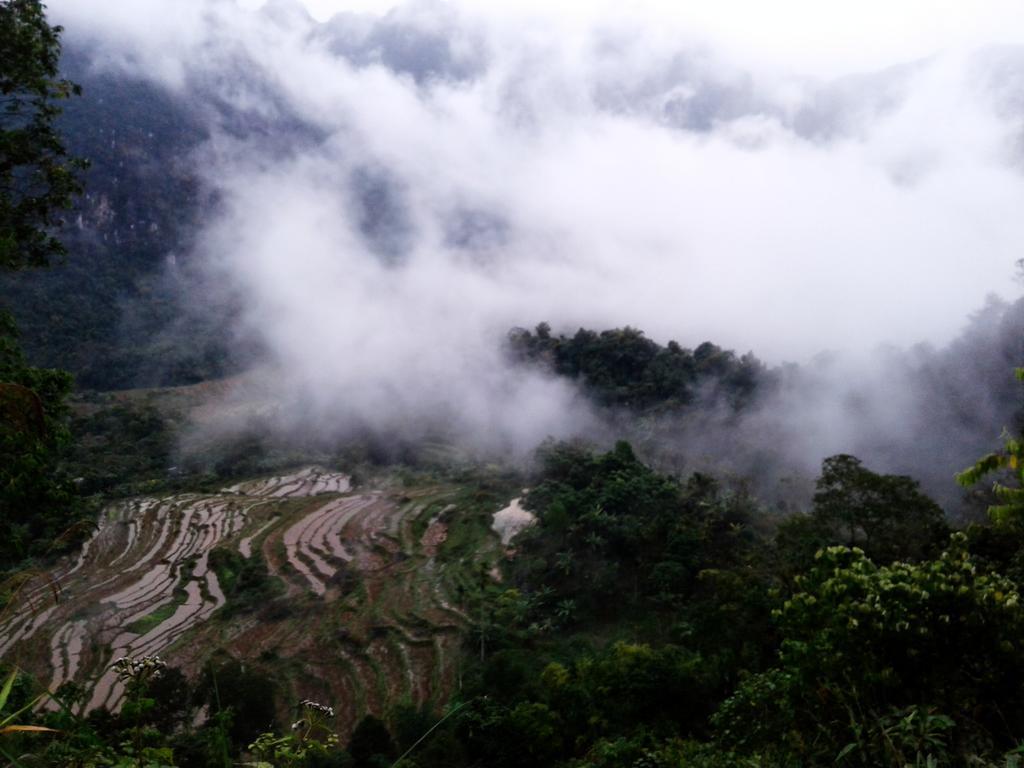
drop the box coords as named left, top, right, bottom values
left=812, top=453, right=946, bottom=562
left=0, top=0, right=86, bottom=568
left=508, top=323, right=769, bottom=411
left=0, top=0, right=85, bottom=270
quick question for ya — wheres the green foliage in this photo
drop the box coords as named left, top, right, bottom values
left=958, top=375, right=1024, bottom=523
left=508, top=325, right=769, bottom=411
left=965, top=521, right=1024, bottom=585
left=809, top=454, right=947, bottom=563
left=207, top=545, right=282, bottom=615
left=249, top=729, right=344, bottom=768
left=0, top=0, right=86, bottom=270
left=0, top=666, right=56, bottom=741
left=64, top=402, right=175, bottom=495
left=0, top=310, right=87, bottom=567
left=0, top=0, right=90, bottom=571
left=127, top=600, right=180, bottom=636
left=512, top=441, right=768, bottom=640
left=458, top=641, right=719, bottom=767
left=715, top=536, right=1024, bottom=765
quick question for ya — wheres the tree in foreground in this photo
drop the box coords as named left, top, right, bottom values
left=0, top=0, right=86, bottom=567
left=1, top=0, right=85, bottom=270
left=715, top=536, right=1024, bottom=766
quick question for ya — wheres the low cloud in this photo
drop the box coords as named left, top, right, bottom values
left=48, top=0, right=1024, bottom=477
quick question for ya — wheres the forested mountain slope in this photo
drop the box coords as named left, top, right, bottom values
left=1, top=45, right=233, bottom=390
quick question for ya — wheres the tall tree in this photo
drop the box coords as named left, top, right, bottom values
left=1, top=0, right=85, bottom=270
left=0, top=0, right=85, bottom=567
left=812, top=453, right=946, bottom=562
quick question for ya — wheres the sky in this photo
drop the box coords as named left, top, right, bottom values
left=45, top=0, right=1024, bottom=459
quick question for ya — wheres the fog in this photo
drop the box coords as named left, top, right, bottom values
left=47, top=0, right=1024, bottom=492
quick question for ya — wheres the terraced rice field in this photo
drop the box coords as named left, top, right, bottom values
left=0, top=467, right=508, bottom=733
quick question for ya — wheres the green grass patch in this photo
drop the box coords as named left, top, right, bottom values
left=127, top=598, right=181, bottom=635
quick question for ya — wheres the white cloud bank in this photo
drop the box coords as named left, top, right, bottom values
left=47, top=0, right=1024, bottom=460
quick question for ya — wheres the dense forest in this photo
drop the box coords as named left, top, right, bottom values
left=7, top=1, right=1024, bottom=767
left=507, top=324, right=770, bottom=412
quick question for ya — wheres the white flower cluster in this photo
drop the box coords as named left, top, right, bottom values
left=110, top=655, right=167, bottom=682
left=299, top=699, right=335, bottom=718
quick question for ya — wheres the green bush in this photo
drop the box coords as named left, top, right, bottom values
left=714, top=536, right=1024, bottom=765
